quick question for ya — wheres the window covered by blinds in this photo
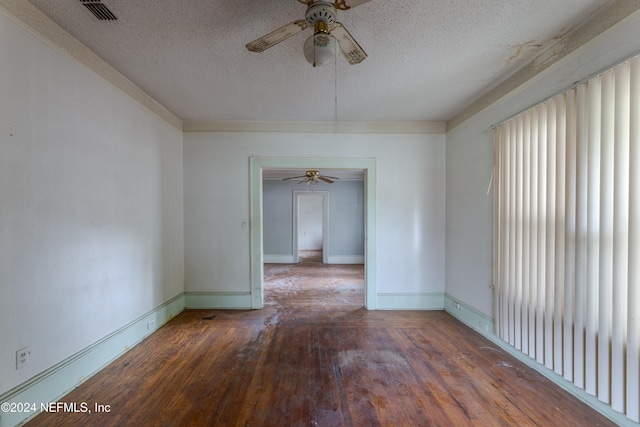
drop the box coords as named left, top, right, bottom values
left=493, top=55, right=640, bottom=422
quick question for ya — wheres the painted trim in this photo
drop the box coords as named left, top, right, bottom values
left=250, top=157, right=377, bottom=310
left=185, top=292, right=252, bottom=309
left=444, top=294, right=495, bottom=334
left=183, top=121, right=445, bottom=134
left=442, top=294, right=633, bottom=426
left=327, top=255, right=364, bottom=264
left=263, top=254, right=296, bottom=264
left=488, top=339, right=637, bottom=427
left=263, top=255, right=364, bottom=264
left=376, top=293, right=444, bottom=310
left=0, top=294, right=185, bottom=427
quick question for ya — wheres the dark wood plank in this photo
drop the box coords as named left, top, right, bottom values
left=26, top=260, right=615, bottom=427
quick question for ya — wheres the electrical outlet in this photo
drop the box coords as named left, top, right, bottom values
left=147, top=320, right=155, bottom=330
left=452, top=302, right=461, bottom=310
left=16, top=347, right=30, bottom=370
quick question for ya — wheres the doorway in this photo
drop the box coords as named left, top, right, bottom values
left=249, top=157, right=377, bottom=310
left=293, top=191, right=328, bottom=264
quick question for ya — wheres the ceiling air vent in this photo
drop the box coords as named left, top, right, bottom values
left=79, top=0, right=117, bottom=21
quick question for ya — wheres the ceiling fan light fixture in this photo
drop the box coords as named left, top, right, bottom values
left=303, top=32, right=335, bottom=67
left=246, top=0, right=368, bottom=65
left=302, top=4, right=336, bottom=67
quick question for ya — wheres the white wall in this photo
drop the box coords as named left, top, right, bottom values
left=0, top=11, right=184, bottom=395
left=262, top=180, right=297, bottom=256
left=445, top=10, right=640, bottom=317
left=183, top=132, right=445, bottom=296
left=328, top=180, right=365, bottom=257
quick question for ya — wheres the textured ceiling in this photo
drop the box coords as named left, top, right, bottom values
left=25, top=0, right=613, bottom=125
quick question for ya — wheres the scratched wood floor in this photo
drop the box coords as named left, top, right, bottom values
left=28, top=251, right=614, bottom=426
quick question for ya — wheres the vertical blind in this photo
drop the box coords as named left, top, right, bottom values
left=494, top=55, right=640, bottom=422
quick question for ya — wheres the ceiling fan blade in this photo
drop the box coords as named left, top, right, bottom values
left=282, top=175, right=307, bottom=181
left=246, top=20, right=308, bottom=53
left=318, top=176, right=335, bottom=183
left=333, top=0, right=373, bottom=10
left=331, top=23, right=367, bottom=64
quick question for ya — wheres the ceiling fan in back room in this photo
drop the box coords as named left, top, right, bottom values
left=282, top=170, right=341, bottom=185
left=246, top=0, right=370, bottom=67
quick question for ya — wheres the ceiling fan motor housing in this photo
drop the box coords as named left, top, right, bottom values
left=305, top=1, right=337, bottom=32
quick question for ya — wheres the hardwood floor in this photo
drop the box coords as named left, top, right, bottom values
left=27, top=253, right=614, bottom=426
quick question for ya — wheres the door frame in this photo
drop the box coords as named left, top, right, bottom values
left=250, top=157, right=376, bottom=310
left=293, top=190, right=329, bottom=264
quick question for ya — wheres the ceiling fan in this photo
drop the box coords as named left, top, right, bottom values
left=282, top=170, right=340, bottom=185
left=245, top=0, right=370, bottom=67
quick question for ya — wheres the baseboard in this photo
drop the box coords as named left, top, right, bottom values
left=376, top=292, right=444, bottom=310
left=185, top=292, right=252, bottom=309
left=264, top=255, right=365, bottom=264
left=443, top=294, right=495, bottom=334
left=443, top=294, right=635, bottom=427
left=0, top=294, right=185, bottom=427
left=327, top=255, right=364, bottom=264
left=263, top=254, right=295, bottom=263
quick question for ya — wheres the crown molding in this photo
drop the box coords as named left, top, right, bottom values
left=0, top=0, right=183, bottom=130
left=446, top=1, right=640, bottom=132
left=182, top=120, right=445, bottom=134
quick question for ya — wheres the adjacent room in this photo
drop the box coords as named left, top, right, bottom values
left=1, top=0, right=640, bottom=425
left=262, top=168, right=366, bottom=309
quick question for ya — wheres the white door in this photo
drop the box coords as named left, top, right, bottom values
left=298, top=195, right=323, bottom=250
left=293, top=191, right=328, bottom=264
